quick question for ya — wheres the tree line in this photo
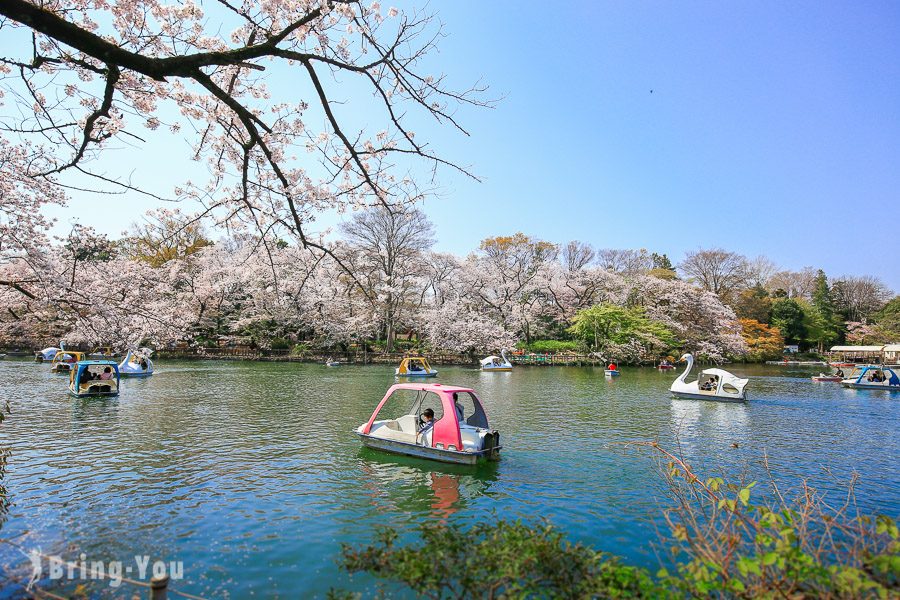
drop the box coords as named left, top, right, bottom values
left=2, top=207, right=895, bottom=362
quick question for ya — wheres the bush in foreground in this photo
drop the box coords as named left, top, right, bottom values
left=332, top=445, right=899, bottom=599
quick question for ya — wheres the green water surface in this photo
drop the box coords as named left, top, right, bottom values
left=0, top=359, right=897, bottom=597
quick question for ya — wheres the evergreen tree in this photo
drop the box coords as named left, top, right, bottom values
left=810, top=270, right=840, bottom=352
left=771, top=298, right=807, bottom=346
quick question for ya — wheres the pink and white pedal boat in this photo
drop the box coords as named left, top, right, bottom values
left=356, top=383, right=501, bottom=465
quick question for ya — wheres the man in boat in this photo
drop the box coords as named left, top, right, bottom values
left=835, top=367, right=845, bottom=378
left=99, top=366, right=114, bottom=380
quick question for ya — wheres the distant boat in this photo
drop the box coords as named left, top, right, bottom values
left=35, top=346, right=61, bottom=362
left=50, top=350, right=85, bottom=374
left=811, top=374, right=843, bottom=382
left=480, top=349, right=513, bottom=372
left=395, top=356, right=438, bottom=378
left=118, top=348, right=154, bottom=377
left=670, top=353, right=748, bottom=402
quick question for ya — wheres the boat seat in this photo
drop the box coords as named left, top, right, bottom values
left=369, top=423, right=419, bottom=444
left=395, top=414, right=419, bottom=434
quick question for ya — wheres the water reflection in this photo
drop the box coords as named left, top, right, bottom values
left=356, top=449, right=498, bottom=521
left=669, top=399, right=750, bottom=451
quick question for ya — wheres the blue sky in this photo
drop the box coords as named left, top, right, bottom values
left=39, top=1, right=900, bottom=290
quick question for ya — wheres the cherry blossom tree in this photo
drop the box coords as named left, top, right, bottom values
left=338, top=206, right=434, bottom=350
left=678, top=248, right=750, bottom=300
left=463, top=233, right=557, bottom=343
left=0, top=0, right=489, bottom=295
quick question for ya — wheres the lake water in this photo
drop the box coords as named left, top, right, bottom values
left=1, top=359, right=898, bottom=597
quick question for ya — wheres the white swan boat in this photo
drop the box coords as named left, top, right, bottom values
left=480, top=349, right=513, bottom=372
left=118, top=348, right=154, bottom=377
left=670, top=353, right=748, bottom=402
left=35, top=346, right=61, bottom=362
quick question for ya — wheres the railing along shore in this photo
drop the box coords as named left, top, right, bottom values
left=152, top=348, right=610, bottom=367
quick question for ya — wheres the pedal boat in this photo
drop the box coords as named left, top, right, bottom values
left=356, top=383, right=501, bottom=465
left=50, top=350, right=85, bottom=374
left=812, top=373, right=843, bottom=382
left=118, top=348, right=154, bottom=377
left=69, top=360, right=120, bottom=397
left=35, top=346, right=61, bottom=362
left=670, top=353, right=748, bottom=402
left=395, top=356, right=438, bottom=378
left=480, top=349, right=513, bottom=372
left=840, top=365, right=900, bottom=391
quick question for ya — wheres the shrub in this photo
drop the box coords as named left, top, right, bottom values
left=525, top=340, right=582, bottom=354
left=337, top=520, right=661, bottom=599
left=270, top=337, right=291, bottom=350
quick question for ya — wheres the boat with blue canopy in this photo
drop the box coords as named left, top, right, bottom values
left=840, top=365, right=900, bottom=391
left=68, top=360, right=120, bottom=397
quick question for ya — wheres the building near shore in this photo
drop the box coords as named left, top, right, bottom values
left=828, top=344, right=900, bottom=365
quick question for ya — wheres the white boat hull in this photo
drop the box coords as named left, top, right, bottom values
left=356, top=433, right=493, bottom=465
left=119, top=370, right=152, bottom=378
left=671, top=390, right=747, bottom=403
left=395, top=370, right=438, bottom=377
left=841, top=382, right=900, bottom=391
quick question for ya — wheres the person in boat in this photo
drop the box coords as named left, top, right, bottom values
left=452, top=393, right=464, bottom=421
left=835, top=368, right=845, bottom=378
left=419, top=408, right=435, bottom=434
left=607, top=363, right=617, bottom=371
left=99, top=366, right=113, bottom=380
left=140, top=358, right=148, bottom=371
left=79, top=369, right=94, bottom=386
left=700, top=377, right=717, bottom=391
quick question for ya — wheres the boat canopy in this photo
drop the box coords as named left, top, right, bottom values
left=397, top=356, right=434, bottom=374
left=699, top=368, right=749, bottom=392
left=362, top=384, right=488, bottom=451
left=52, top=350, right=85, bottom=362
left=853, top=365, right=899, bottom=385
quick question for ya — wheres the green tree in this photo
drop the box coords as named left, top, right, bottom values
left=568, top=303, right=676, bottom=355
left=874, top=296, right=900, bottom=339
left=651, top=252, right=675, bottom=272
left=770, top=298, right=806, bottom=345
left=810, top=270, right=841, bottom=351
left=733, top=285, right=773, bottom=323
